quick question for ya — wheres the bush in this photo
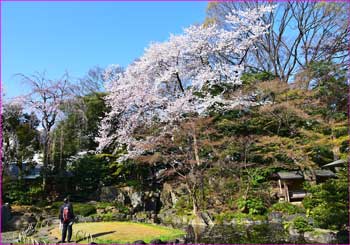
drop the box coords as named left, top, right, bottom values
left=96, top=202, right=112, bottom=209
left=3, top=178, right=44, bottom=205
left=68, top=154, right=115, bottom=197
left=269, top=202, right=305, bottom=215
left=73, top=203, right=97, bottom=216
left=292, top=216, right=313, bottom=233
left=174, top=196, right=192, bottom=215
left=303, top=168, right=348, bottom=230
left=214, top=211, right=267, bottom=224
left=114, top=202, right=131, bottom=214
left=237, top=197, right=266, bottom=215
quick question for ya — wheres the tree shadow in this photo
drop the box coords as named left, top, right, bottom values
left=76, top=230, right=116, bottom=242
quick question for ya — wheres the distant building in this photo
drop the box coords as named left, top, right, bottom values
left=5, top=162, right=42, bottom=180
left=4, top=153, right=43, bottom=180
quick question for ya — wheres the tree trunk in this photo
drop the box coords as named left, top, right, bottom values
left=191, top=125, right=201, bottom=166
left=59, top=127, right=64, bottom=171
left=330, top=122, right=340, bottom=161
left=42, top=132, right=50, bottom=191
left=186, top=180, right=199, bottom=215
left=192, top=196, right=198, bottom=215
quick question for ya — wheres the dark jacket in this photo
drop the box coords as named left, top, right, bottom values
left=59, top=203, right=75, bottom=223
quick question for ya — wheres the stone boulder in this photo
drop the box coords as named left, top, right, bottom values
left=157, top=209, right=192, bottom=227
left=99, top=186, right=161, bottom=214
left=39, top=217, right=58, bottom=228
left=75, top=215, right=95, bottom=223
left=190, top=212, right=214, bottom=227
left=268, top=212, right=283, bottom=224
left=149, top=239, right=164, bottom=244
left=133, top=240, right=146, bottom=244
left=144, top=191, right=161, bottom=212
left=100, top=186, right=119, bottom=202
left=304, top=228, right=337, bottom=244
left=7, top=213, right=37, bottom=231
left=130, top=191, right=144, bottom=212
left=1, top=204, right=12, bottom=231
left=99, top=185, right=131, bottom=204
left=160, top=183, right=187, bottom=209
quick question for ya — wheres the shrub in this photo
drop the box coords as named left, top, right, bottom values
left=98, top=212, right=114, bottom=221
left=96, top=202, right=112, bottom=209
left=74, top=203, right=97, bottom=216
left=269, top=202, right=305, bottom=215
left=303, top=168, right=348, bottom=230
left=174, top=196, right=192, bottom=215
left=237, top=197, right=266, bottom=215
left=214, top=211, right=267, bottom=224
left=68, top=155, right=112, bottom=196
left=2, top=178, right=43, bottom=205
left=114, top=202, right=131, bottom=215
left=292, top=216, right=313, bottom=233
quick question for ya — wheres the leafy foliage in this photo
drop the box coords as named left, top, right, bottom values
left=269, top=202, right=305, bottom=215
left=2, top=102, right=40, bottom=165
left=303, top=168, right=349, bottom=230
left=2, top=177, right=43, bottom=205
left=237, top=197, right=266, bottom=215
left=292, top=216, right=314, bottom=233
left=51, top=92, right=108, bottom=169
left=73, top=203, right=97, bottom=216
left=68, top=154, right=115, bottom=196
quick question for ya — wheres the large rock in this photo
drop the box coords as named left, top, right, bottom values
left=160, top=183, right=187, bottom=209
left=130, top=191, right=144, bottom=212
left=133, top=240, right=146, bottom=244
left=99, top=186, right=119, bottom=202
left=1, top=204, right=12, bottom=231
left=158, top=209, right=191, bottom=227
left=100, top=185, right=161, bottom=213
left=99, top=186, right=131, bottom=204
left=190, top=212, right=214, bottom=227
left=288, top=226, right=301, bottom=238
left=304, top=228, right=337, bottom=244
left=268, top=212, right=283, bottom=224
left=7, top=214, right=37, bottom=231
left=190, top=215, right=207, bottom=227
left=144, top=191, right=161, bottom=212
left=149, top=239, right=164, bottom=244
left=39, top=217, right=58, bottom=228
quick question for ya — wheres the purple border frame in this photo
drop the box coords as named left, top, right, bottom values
left=0, top=0, right=349, bottom=244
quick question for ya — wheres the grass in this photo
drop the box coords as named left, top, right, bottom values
left=50, top=221, right=185, bottom=244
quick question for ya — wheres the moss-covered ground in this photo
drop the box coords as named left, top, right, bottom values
left=50, top=221, right=185, bottom=244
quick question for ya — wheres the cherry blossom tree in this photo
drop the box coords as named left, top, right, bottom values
left=97, top=5, right=274, bottom=214
left=17, top=72, right=74, bottom=190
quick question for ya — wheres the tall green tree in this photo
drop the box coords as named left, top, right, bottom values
left=51, top=92, right=108, bottom=171
left=2, top=102, right=40, bottom=173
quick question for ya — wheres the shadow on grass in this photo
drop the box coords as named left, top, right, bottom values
left=76, top=230, right=116, bottom=242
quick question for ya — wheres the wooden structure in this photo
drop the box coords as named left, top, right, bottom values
left=277, top=171, right=305, bottom=202
left=277, top=170, right=336, bottom=202
left=314, top=169, right=336, bottom=184
left=322, top=159, right=346, bottom=173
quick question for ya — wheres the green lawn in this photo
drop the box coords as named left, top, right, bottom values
left=50, top=221, right=185, bottom=244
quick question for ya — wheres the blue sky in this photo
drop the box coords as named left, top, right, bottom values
left=2, top=1, right=207, bottom=98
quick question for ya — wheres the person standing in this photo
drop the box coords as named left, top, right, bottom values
left=59, top=197, right=75, bottom=243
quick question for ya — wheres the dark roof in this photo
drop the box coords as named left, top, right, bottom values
left=322, top=159, right=346, bottom=168
left=314, top=169, right=336, bottom=178
left=277, top=171, right=304, bottom=180
left=277, top=169, right=336, bottom=180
